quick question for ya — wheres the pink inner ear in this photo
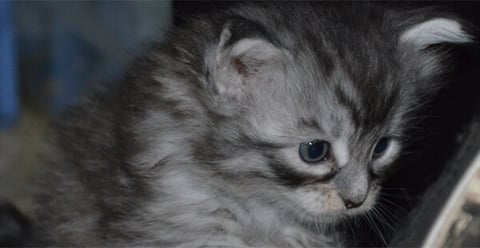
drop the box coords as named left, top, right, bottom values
left=233, top=57, right=248, bottom=75
left=232, top=55, right=268, bottom=79
left=212, top=37, right=282, bottom=98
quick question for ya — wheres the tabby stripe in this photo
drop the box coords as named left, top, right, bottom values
left=266, top=157, right=334, bottom=187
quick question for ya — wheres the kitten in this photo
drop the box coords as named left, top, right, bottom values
left=31, top=2, right=472, bottom=247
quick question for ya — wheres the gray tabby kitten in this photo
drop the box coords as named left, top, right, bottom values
left=32, top=2, right=472, bottom=247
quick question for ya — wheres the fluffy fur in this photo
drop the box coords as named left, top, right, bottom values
left=32, top=2, right=472, bottom=246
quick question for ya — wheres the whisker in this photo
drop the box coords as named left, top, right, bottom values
left=371, top=206, right=396, bottom=235
left=366, top=211, right=388, bottom=247
left=377, top=196, right=409, bottom=214
left=346, top=217, right=357, bottom=246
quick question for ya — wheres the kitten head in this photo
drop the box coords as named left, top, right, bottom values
left=193, top=3, right=473, bottom=223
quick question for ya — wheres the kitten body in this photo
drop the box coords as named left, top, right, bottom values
left=32, top=3, right=472, bottom=246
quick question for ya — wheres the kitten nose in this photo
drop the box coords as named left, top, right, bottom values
left=343, top=198, right=364, bottom=209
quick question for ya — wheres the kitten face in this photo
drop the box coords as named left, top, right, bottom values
left=199, top=4, right=471, bottom=224
left=212, top=61, right=404, bottom=220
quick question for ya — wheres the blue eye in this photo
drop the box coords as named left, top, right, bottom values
left=373, top=138, right=389, bottom=158
left=299, top=140, right=329, bottom=163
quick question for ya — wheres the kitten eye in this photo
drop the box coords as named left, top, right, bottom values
left=299, top=140, right=329, bottom=163
left=372, top=138, right=389, bottom=158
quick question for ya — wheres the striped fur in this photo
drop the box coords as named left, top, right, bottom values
left=32, top=2, right=471, bottom=246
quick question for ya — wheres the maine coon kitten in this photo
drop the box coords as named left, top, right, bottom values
left=31, top=2, right=472, bottom=247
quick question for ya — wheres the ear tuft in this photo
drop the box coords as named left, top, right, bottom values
left=400, top=18, right=472, bottom=49
left=224, top=38, right=280, bottom=77
left=210, top=19, right=282, bottom=98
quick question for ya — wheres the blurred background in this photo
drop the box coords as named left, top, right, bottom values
left=0, top=0, right=172, bottom=212
left=0, top=1, right=480, bottom=247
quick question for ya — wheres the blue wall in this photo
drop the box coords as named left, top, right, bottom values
left=0, top=1, right=171, bottom=129
left=0, top=1, right=18, bottom=129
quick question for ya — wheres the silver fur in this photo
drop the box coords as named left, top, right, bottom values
left=32, top=2, right=472, bottom=247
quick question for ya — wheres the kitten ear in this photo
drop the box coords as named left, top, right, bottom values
left=399, top=17, right=474, bottom=79
left=210, top=18, right=283, bottom=99
left=400, top=17, right=472, bottom=49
